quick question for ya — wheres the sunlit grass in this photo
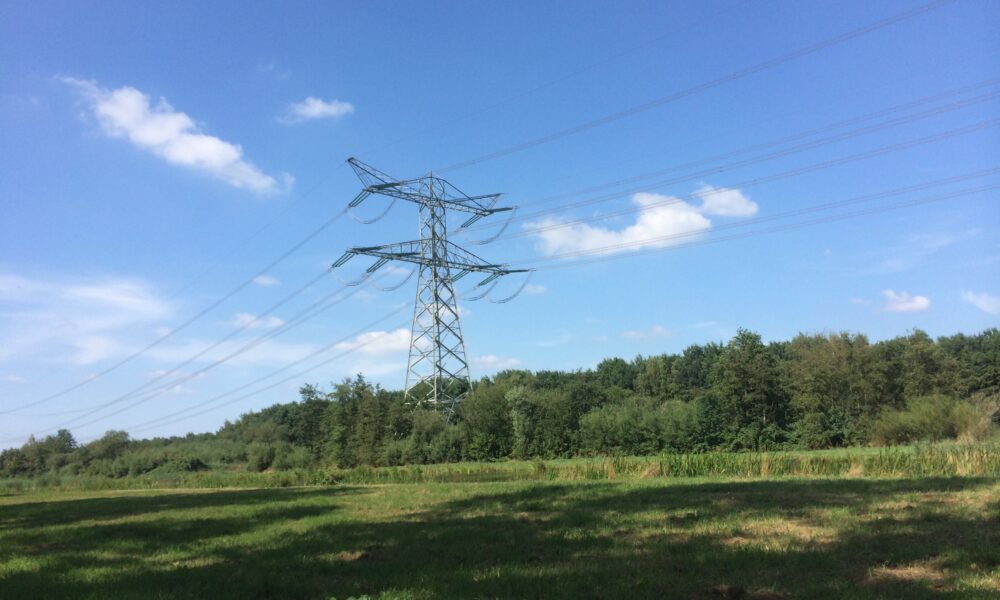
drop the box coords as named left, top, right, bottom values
left=2, top=474, right=998, bottom=599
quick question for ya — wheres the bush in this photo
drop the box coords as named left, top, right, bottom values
left=659, top=400, right=699, bottom=452
left=579, top=400, right=659, bottom=455
left=246, top=443, right=276, bottom=472
left=579, top=399, right=697, bottom=456
left=272, top=445, right=313, bottom=471
left=166, top=453, right=208, bottom=473
left=871, top=394, right=982, bottom=445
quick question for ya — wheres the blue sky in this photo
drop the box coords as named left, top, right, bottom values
left=1, top=0, right=998, bottom=445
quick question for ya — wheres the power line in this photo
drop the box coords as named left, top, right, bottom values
left=534, top=68, right=994, bottom=190
left=163, top=163, right=351, bottom=302
left=466, top=78, right=1000, bottom=226
left=41, top=176, right=1000, bottom=441
left=12, top=0, right=956, bottom=416
left=124, top=282, right=493, bottom=435
left=7, top=269, right=368, bottom=420
left=2, top=269, right=333, bottom=417
left=499, top=118, right=1000, bottom=240
left=2, top=207, right=350, bottom=414
left=17, top=279, right=374, bottom=438
left=124, top=309, right=415, bottom=435
left=434, top=0, right=956, bottom=173
left=9, top=179, right=993, bottom=444
left=516, top=181, right=999, bottom=269
left=172, top=4, right=746, bottom=301
left=178, top=3, right=749, bottom=298
left=355, top=1, right=751, bottom=160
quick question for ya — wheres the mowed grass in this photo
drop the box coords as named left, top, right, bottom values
left=2, top=475, right=999, bottom=599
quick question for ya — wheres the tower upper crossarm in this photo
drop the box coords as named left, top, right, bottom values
left=346, top=157, right=509, bottom=217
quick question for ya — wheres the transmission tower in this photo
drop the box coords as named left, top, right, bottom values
left=332, top=158, right=526, bottom=416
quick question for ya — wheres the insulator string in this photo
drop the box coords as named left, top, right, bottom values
left=349, top=197, right=398, bottom=224
left=463, top=279, right=500, bottom=301
left=333, top=270, right=373, bottom=287
left=487, top=271, right=535, bottom=304
left=369, top=267, right=417, bottom=292
left=459, top=206, right=519, bottom=245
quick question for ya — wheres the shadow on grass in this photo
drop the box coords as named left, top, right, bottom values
left=0, top=487, right=355, bottom=529
left=1, top=478, right=997, bottom=599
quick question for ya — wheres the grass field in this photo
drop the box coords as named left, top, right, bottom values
left=2, top=471, right=999, bottom=599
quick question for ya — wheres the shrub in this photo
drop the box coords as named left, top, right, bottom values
left=871, top=394, right=982, bottom=445
left=166, top=453, right=208, bottom=472
left=659, top=400, right=699, bottom=452
left=246, top=443, right=276, bottom=472
left=272, top=445, right=312, bottom=471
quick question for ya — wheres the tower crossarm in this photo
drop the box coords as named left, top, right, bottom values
left=346, top=157, right=510, bottom=217
left=334, top=239, right=527, bottom=282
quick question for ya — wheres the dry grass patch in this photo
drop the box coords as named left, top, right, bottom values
left=330, top=550, right=366, bottom=562
left=868, top=558, right=951, bottom=589
left=719, top=518, right=838, bottom=549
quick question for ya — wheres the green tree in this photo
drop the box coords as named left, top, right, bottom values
left=634, top=355, right=674, bottom=401
left=459, top=382, right=513, bottom=460
left=711, top=330, right=788, bottom=449
left=595, top=357, right=637, bottom=391
left=672, top=343, right=723, bottom=402
left=900, top=330, right=955, bottom=399
left=782, top=333, right=878, bottom=446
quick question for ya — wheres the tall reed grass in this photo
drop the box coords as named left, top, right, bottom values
left=329, top=443, right=999, bottom=484
left=2, top=443, right=995, bottom=494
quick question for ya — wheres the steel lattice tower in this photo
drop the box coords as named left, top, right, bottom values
left=332, top=158, right=524, bottom=415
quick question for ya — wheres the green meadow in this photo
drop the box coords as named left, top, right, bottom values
left=2, top=447, right=998, bottom=599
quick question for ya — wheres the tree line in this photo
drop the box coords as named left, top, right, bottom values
left=2, top=328, right=997, bottom=478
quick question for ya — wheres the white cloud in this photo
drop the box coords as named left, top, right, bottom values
left=61, top=77, right=289, bottom=193
left=279, top=97, right=354, bottom=124
left=232, top=313, right=285, bottom=329
left=473, top=355, right=522, bottom=370
left=695, top=184, right=758, bottom=216
left=882, top=290, right=931, bottom=313
left=2, top=374, right=27, bottom=385
left=334, top=328, right=410, bottom=356
left=523, top=284, right=547, bottom=295
left=621, top=325, right=672, bottom=340
left=0, top=272, right=172, bottom=364
left=961, top=290, right=1000, bottom=315
left=252, top=275, right=281, bottom=286
left=531, top=192, right=710, bottom=257
left=529, top=185, right=756, bottom=257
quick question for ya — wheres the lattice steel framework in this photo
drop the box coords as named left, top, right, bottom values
left=332, top=158, right=524, bottom=415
